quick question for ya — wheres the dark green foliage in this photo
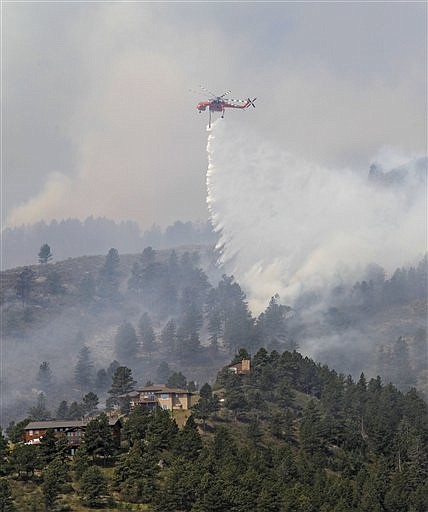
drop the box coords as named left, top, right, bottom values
left=0, top=478, right=15, bottom=511
left=73, top=445, right=90, bottom=481
left=166, top=371, right=187, bottom=389
left=173, top=416, right=202, bottom=461
left=82, top=392, right=99, bottom=414
left=145, top=408, right=178, bottom=452
left=42, top=457, right=69, bottom=510
left=39, top=430, right=58, bottom=466
left=192, top=383, right=219, bottom=428
left=123, top=405, right=151, bottom=447
left=68, top=401, right=84, bottom=420
left=108, top=366, right=136, bottom=411
left=80, top=466, right=109, bottom=507
left=114, top=441, right=159, bottom=503
left=6, top=418, right=30, bottom=444
left=114, top=321, right=138, bottom=363
left=83, top=413, right=114, bottom=460
left=11, top=444, right=39, bottom=478
left=38, top=243, right=53, bottom=264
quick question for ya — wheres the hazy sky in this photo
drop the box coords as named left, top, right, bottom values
left=3, top=1, right=426, bottom=229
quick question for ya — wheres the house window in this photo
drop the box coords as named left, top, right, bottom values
left=160, top=394, right=169, bottom=399
left=29, top=430, right=33, bottom=436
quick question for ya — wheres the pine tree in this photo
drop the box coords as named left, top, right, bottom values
left=138, top=312, right=156, bottom=356
left=36, top=361, right=53, bottom=391
left=15, top=267, right=35, bottom=306
left=160, top=319, right=176, bottom=352
left=83, top=413, right=114, bottom=460
left=109, top=366, right=137, bottom=410
left=82, top=392, right=99, bottom=415
left=115, top=321, right=138, bottom=363
left=38, top=243, right=53, bottom=264
left=80, top=466, right=109, bottom=507
left=74, top=345, right=94, bottom=391
left=174, top=416, right=202, bottom=461
left=0, top=478, right=15, bottom=511
left=156, top=361, right=172, bottom=383
left=98, top=247, right=121, bottom=301
left=28, top=393, right=51, bottom=421
left=166, top=372, right=187, bottom=389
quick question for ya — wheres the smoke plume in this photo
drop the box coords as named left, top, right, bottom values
left=206, top=120, right=426, bottom=312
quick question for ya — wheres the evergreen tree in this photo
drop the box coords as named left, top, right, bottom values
left=160, top=319, right=176, bottom=352
left=109, top=366, right=137, bottom=410
left=83, top=413, right=114, bottom=460
left=11, top=444, right=39, bottom=478
left=15, top=267, right=35, bottom=306
left=80, top=466, right=109, bottom=507
left=42, top=456, right=69, bottom=510
left=73, top=445, right=90, bottom=481
left=39, top=429, right=58, bottom=465
left=114, top=441, right=159, bottom=503
left=36, top=361, right=53, bottom=391
left=115, top=321, right=138, bottom=363
left=156, top=361, right=172, bottom=384
left=74, top=345, right=94, bottom=391
left=192, top=383, right=219, bottom=429
left=166, top=372, right=187, bottom=389
left=38, top=243, right=53, bottom=264
left=98, top=247, right=121, bottom=301
left=28, top=393, right=51, bottom=421
left=82, top=392, right=99, bottom=415
left=0, top=478, right=15, bottom=511
left=68, top=401, right=84, bottom=420
left=95, top=369, right=109, bottom=392
left=138, top=312, right=156, bottom=356
left=174, top=415, right=202, bottom=461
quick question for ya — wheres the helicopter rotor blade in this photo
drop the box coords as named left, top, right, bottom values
left=220, top=90, right=232, bottom=98
left=199, top=84, right=217, bottom=98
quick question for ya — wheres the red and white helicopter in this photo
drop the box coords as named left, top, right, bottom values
left=194, top=85, right=256, bottom=127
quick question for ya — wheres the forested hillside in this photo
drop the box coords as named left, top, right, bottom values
left=1, top=245, right=426, bottom=428
left=2, top=349, right=427, bottom=511
left=2, top=218, right=217, bottom=268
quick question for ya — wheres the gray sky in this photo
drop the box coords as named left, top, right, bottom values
left=3, top=1, right=426, bottom=229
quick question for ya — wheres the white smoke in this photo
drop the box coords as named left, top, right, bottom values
left=206, top=120, right=426, bottom=313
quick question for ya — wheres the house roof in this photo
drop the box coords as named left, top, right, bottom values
left=137, top=384, right=192, bottom=395
left=24, top=418, right=121, bottom=430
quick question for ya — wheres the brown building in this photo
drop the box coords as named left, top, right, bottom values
left=227, top=359, right=251, bottom=375
left=127, top=385, right=193, bottom=411
left=23, top=417, right=121, bottom=453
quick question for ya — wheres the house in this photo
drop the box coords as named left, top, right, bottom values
left=126, top=385, right=194, bottom=411
left=227, top=358, right=251, bottom=375
left=23, top=417, right=121, bottom=453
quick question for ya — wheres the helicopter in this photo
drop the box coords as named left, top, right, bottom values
left=194, top=85, right=256, bottom=127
